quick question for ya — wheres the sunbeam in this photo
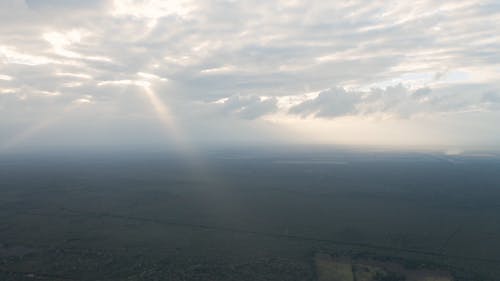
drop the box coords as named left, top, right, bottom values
left=139, top=83, right=211, bottom=176
left=0, top=100, right=91, bottom=152
left=142, top=85, right=187, bottom=150
left=0, top=118, right=56, bottom=152
left=97, top=77, right=209, bottom=173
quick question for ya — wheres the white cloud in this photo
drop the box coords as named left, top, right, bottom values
left=200, top=65, right=236, bottom=75
left=137, top=72, right=167, bottom=81
left=211, top=94, right=278, bottom=120
left=55, top=72, right=93, bottom=79
left=43, top=30, right=112, bottom=62
left=0, top=46, right=55, bottom=65
left=0, top=74, right=13, bottom=81
left=111, top=0, right=194, bottom=19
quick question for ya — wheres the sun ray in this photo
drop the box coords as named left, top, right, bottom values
left=140, top=84, right=209, bottom=174
left=142, top=86, right=182, bottom=143
left=139, top=82, right=234, bottom=191
left=97, top=77, right=210, bottom=175
left=0, top=101, right=90, bottom=152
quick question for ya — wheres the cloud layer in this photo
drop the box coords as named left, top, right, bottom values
left=288, top=84, right=500, bottom=119
left=1, top=0, right=499, bottom=150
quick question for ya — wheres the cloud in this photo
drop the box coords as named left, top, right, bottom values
left=25, top=0, right=106, bottom=11
left=289, top=88, right=359, bottom=118
left=1, top=0, right=500, bottom=149
left=289, top=84, right=500, bottom=119
left=213, top=95, right=278, bottom=120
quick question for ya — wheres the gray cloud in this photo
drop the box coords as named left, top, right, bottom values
left=289, top=88, right=359, bottom=118
left=25, top=0, right=105, bottom=9
left=289, top=84, right=500, bottom=119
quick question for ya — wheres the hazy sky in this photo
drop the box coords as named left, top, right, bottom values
left=1, top=0, right=499, bottom=152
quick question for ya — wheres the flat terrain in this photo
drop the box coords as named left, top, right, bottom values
left=1, top=148, right=499, bottom=280
left=314, top=253, right=453, bottom=281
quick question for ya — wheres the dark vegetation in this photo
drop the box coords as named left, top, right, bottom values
left=1, top=148, right=499, bottom=280
left=374, top=271, right=406, bottom=281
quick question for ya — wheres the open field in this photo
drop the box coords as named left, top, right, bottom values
left=314, top=252, right=453, bottom=281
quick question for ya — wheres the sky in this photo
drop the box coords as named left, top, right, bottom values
left=1, top=0, right=499, bottom=152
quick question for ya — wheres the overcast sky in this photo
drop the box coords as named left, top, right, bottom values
left=1, top=0, right=499, bottom=152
